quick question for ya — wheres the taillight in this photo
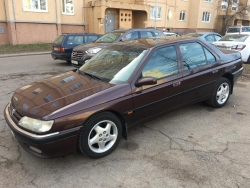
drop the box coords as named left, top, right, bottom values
left=59, top=47, right=65, bottom=53
left=232, top=45, right=246, bottom=51
left=53, top=47, right=65, bottom=52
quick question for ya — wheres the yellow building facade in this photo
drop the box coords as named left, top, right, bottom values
left=0, top=0, right=219, bottom=45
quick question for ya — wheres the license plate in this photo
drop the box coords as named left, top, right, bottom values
left=54, top=47, right=58, bottom=51
left=71, top=60, right=78, bottom=65
left=10, top=130, right=15, bottom=138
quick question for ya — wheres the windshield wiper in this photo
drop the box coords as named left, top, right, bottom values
left=81, top=71, right=102, bottom=81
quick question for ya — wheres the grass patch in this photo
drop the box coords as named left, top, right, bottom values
left=0, top=43, right=52, bottom=54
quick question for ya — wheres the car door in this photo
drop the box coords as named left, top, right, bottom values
left=178, top=41, right=221, bottom=104
left=131, top=45, right=183, bottom=123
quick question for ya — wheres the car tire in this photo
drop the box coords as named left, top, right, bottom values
left=66, top=60, right=71, bottom=64
left=207, top=77, right=231, bottom=108
left=78, top=112, right=122, bottom=158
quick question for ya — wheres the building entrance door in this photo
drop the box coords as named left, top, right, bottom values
left=105, top=13, right=115, bottom=33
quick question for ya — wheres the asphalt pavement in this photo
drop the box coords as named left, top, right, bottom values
left=0, top=54, right=250, bottom=188
left=0, top=51, right=51, bottom=58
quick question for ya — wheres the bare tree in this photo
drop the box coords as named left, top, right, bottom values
left=217, top=0, right=250, bottom=34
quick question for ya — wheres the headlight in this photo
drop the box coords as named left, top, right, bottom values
left=18, top=116, right=54, bottom=133
left=85, top=47, right=102, bottom=54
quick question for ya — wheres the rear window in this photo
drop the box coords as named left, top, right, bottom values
left=53, top=35, right=65, bottom=44
left=242, top=27, right=250, bottom=32
left=227, top=28, right=240, bottom=33
left=66, top=35, right=99, bottom=45
left=219, top=35, right=249, bottom=42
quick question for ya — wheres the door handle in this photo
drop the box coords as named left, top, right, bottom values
left=173, top=81, right=181, bottom=87
left=212, top=70, right=218, bottom=73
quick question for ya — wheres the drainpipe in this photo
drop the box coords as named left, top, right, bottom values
left=4, top=0, right=7, bottom=21
left=55, top=0, right=58, bottom=24
left=11, top=0, right=17, bottom=44
left=154, top=0, right=158, bottom=28
left=11, top=0, right=16, bottom=21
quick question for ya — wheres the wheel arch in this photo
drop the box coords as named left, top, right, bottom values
left=221, top=73, right=233, bottom=94
left=80, top=109, right=128, bottom=140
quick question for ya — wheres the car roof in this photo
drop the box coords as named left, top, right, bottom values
left=109, top=36, right=197, bottom=49
left=109, top=28, right=161, bottom=33
left=61, top=33, right=102, bottom=35
left=187, top=32, right=219, bottom=34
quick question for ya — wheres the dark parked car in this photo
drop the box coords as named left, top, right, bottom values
left=184, top=32, right=222, bottom=44
left=4, top=37, right=243, bottom=159
left=51, top=33, right=102, bottom=63
left=71, top=28, right=165, bottom=67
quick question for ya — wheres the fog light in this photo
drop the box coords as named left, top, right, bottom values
left=29, top=146, right=42, bottom=154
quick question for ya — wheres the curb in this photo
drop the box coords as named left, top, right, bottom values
left=0, top=51, right=51, bottom=58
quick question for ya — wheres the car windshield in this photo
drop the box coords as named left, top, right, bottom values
left=95, top=32, right=124, bottom=43
left=227, top=28, right=241, bottom=33
left=79, top=45, right=148, bottom=84
left=219, top=35, right=249, bottom=42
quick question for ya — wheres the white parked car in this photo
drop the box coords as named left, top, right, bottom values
left=225, top=25, right=250, bottom=35
left=163, top=32, right=178, bottom=37
left=213, top=34, right=250, bottom=64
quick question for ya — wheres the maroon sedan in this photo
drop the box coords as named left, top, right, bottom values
left=4, top=37, right=243, bottom=159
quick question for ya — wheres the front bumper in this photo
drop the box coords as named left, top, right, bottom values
left=4, top=103, right=81, bottom=158
left=71, top=53, right=94, bottom=67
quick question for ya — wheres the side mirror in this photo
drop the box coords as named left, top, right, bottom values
left=135, top=77, right=157, bottom=87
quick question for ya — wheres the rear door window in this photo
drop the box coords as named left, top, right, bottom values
left=124, top=32, right=139, bottom=40
left=140, top=31, right=154, bottom=38
left=66, top=36, right=84, bottom=45
left=205, top=35, right=215, bottom=43
left=179, top=42, right=207, bottom=70
left=214, top=35, right=221, bottom=41
left=242, top=27, right=250, bottom=32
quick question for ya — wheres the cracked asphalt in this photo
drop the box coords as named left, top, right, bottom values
left=0, top=54, right=250, bottom=188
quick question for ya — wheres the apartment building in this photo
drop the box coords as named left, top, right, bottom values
left=215, top=0, right=250, bottom=34
left=1, top=0, right=218, bottom=45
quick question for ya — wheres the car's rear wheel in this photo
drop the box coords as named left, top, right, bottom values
left=207, top=77, right=231, bottom=108
left=78, top=112, right=122, bottom=158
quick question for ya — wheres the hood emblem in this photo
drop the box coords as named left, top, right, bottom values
left=11, top=109, right=16, bottom=116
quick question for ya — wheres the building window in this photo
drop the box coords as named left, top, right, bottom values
left=204, top=0, right=212, bottom=2
left=202, top=12, right=211, bottom=22
left=150, top=6, right=162, bottom=20
left=232, top=0, right=238, bottom=11
left=221, top=0, right=228, bottom=10
left=179, top=11, right=186, bottom=21
left=62, top=0, right=74, bottom=14
left=23, top=0, right=47, bottom=12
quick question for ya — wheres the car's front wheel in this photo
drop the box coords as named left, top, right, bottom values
left=78, top=112, right=122, bottom=158
left=207, top=77, right=231, bottom=108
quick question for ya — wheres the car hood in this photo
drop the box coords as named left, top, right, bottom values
left=73, top=42, right=109, bottom=52
left=11, top=70, right=114, bottom=119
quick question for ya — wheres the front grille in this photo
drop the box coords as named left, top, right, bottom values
left=9, top=103, right=23, bottom=124
left=72, top=51, right=84, bottom=60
